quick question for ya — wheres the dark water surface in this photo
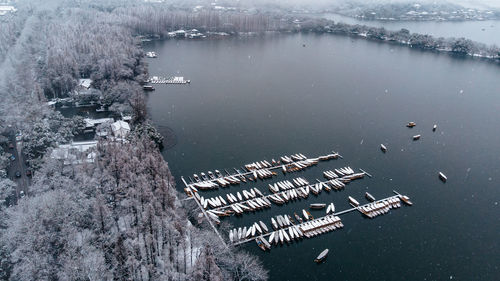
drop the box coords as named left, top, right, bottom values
left=144, top=34, right=499, bottom=281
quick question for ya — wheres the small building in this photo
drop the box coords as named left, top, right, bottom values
left=111, top=120, right=130, bottom=138
left=0, top=6, right=16, bottom=16
left=78, top=78, right=93, bottom=89
left=84, top=118, right=114, bottom=128
left=50, top=140, right=98, bottom=165
left=174, top=30, right=186, bottom=37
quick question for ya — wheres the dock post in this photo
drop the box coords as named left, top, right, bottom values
left=359, top=168, right=373, bottom=178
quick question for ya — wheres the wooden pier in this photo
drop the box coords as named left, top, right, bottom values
left=232, top=192, right=405, bottom=246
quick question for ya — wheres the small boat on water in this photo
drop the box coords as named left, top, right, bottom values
left=261, top=236, right=271, bottom=249
left=433, top=124, right=437, bottom=131
left=400, top=195, right=413, bottom=206
left=326, top=203, right=335, bottom=214
left=365, top=192, right=376, bottom=202
left=254, top=223, right=262, bottom=234
left=255, top=237, right=266, bottom=251
left=439, top=172, right=447, bottom=182
left=349, top=196, right=360, bottom=207
left=271, top=218, right=278, bottom=230
left=142, top=85, right=155, bottom=91
left=413, top=135, right=421, bottom=140
left=145, top=51, right=157, bottom=58
left=314, top=249, right=329, bottom=263
left=407, top=122, right=416, bottom=128
left=380, top=144, right=387, bottom=152
left=310, top=203, right=326, bottom=209
left=268, top=232, right=276, bottom=244
left=294, top=212, right=303, bottom=223
left=259, top=221, right=269, bottom=233
left=302, top=209, right=310, bottom=220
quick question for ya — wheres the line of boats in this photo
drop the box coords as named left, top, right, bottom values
left=227, top=192, right=413, bottom=249
left=359, top=197, right=402, bottom=218
left=185, top=151, right=341, bottom=193
left=198, top=171, right=367, bottom=220
left=323, top=166, right=360, bottom=179
left=251, top=214, right=344, bottom=250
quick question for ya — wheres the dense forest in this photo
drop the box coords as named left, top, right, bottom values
left=0, top=1, right=268, bottom=280
left=0, top=0, right=499, bottom=280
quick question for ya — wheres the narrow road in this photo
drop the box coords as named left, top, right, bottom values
left=6, top=129, right=30, bottom=200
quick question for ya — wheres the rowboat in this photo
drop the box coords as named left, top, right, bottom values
left=310, top=203, right=326, bottom=209
left=254, top=222, right=262, bottom=234
left=302, top=209, right=309, bottom=220
left=259, top=221, right=269, bottom=233
left=229, top=230, right=234, bottom=243
left=326, top=203, right=335, bottom=214
left=294, top=212, right=303, bottom=223
left=439, top=172, right=447, bottom=182
left=413, top=134, right=421, bottom=140
left=365, top=192, right=376, bottom=202
left=284, top=215, right=291, bottom=226
left=349, top=196, right=360, bottom=207
left=245, top=227, right=252, bottom=238
left=255, top=237, right=266, bottom=251
left=271, top=218, right=278, bottom=230
left=380, top=144, right=387, bottom=152
left=314, top=249, right=329, bottom=263
left=407, top=122, right=416, bottom=128
left=401, top=195, right=413, bottom=206
left=268, top=232, right=275, bottom=244
left=279, top=230, right=284, bottom=244
left=261, top=236, right=271, bottom=249
left=282, top=229, right=290, bottom=242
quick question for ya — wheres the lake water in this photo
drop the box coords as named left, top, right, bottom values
left=317, top=13, right=500, bottom=46
left=144, top=34, right=499, bottom=280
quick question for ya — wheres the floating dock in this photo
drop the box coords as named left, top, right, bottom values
left=201, top=169, right=368, bottom=216
left=184, top=151, right=342, bottom=192
left=232, top=191, right=411, bottom=247
left=148, top=76, right=190, bottom=84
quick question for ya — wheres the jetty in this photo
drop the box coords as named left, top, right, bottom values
left=232, top=191, right=411, bottom=247
left=148, top=76, right=190, bottom=84
left=184, top=151, right=342, bottom=193
left=200, top=169, right=368, bottom=216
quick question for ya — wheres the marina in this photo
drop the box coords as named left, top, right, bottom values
left=180, top=150, right=412, bottom=250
